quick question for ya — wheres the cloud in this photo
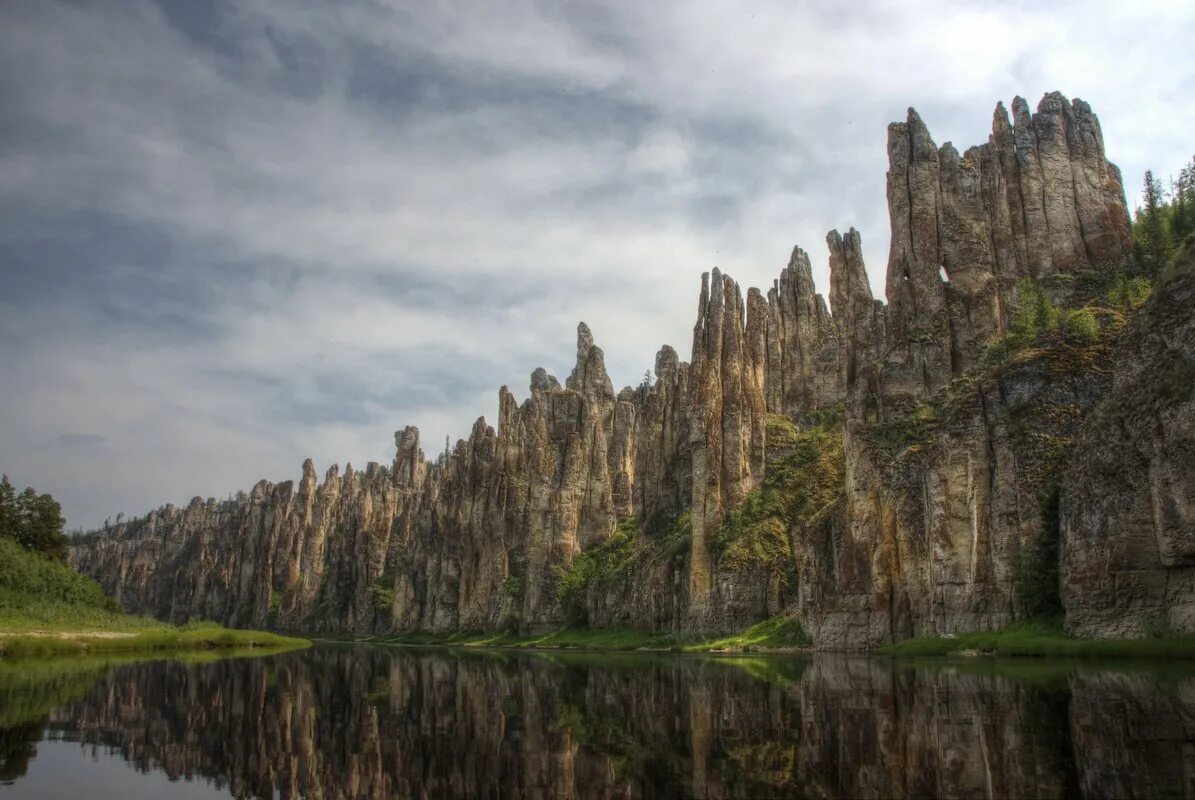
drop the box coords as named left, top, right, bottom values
left=57, top=434, right=108, bottom=448
left=1, top=0, right=1192, bottom=528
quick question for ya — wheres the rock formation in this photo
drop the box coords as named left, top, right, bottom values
left=71, top=92, right=1195, bottom=648
left=1060, top=236, right=1195, bottom=637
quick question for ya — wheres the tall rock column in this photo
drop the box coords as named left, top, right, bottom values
left=687, top=269, right=766, bottom=623
left=764, top=247, right=841, bottom=417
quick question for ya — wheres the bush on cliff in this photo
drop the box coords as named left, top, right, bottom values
left=712, top=415, right=844, bottom=573
left=555, top=514, right=691, bottom=625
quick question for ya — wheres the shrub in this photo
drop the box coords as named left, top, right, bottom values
left=1061, top=308, right=1100, bottom=345
left=714, top=421, right=844, bottom=573
left=502, top=573, right=525, bottom=601
left=1010, top=279, right=1060, bottom=339
left=368, top=570, right=395, bottom=612
left=1106, top=274, right=1153, bottom=310
left=0, top=538, right=118, bottom=611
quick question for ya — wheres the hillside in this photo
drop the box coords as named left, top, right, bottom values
left=0, top=537, right=306, bottom=655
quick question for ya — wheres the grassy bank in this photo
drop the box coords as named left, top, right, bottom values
left=358, top=615, right=810, bottom=654
left=0, top=538, right=308, bottom=656
left=881, top=618, right=1195, bottom=660
left=0, top=622, right=309, bottom=657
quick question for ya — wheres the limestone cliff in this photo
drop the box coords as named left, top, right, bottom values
left=1060, top=236, right=1195, bottom=637
left=70, top=92, right=1194, bottom=647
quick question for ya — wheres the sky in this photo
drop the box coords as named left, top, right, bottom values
left=1, top=0, right=1192, bottom=530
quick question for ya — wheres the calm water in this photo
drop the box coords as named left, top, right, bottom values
left=2, top=645, right=1194, bottom=799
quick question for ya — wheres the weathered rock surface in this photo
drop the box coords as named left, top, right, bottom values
left=71, top=92, right=1195, bottom=648
left=1060, top=236, right=1195, bottom=637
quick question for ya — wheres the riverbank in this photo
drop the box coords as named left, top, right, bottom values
left=0, top=621, right=310, bottom=657
left=355, top=615, right=812, bottom=653
left=880, top=619, right=1195, bottom=659
left=0, top=538, right=308, bottom=657
left=352, top=616, right=1195, bottom=660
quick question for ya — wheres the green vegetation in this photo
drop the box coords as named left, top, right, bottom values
left=696, top=615, right=809, bottom=651
left=364, top=626, right=699, bottom=651
left=1133, top=161, right=1195, bottom=274
left=0, top=537, right=121, bottom=617
left=882, top=618, right=1195, bottom=659
left=983, top=276, right=1134, bottom=371
left=369, top=569, right=395, bottom=612
left=0, top=528, right=307, bottom=656
left=712, top=414, right=843, bottom=573
left=554, top=514, right=690, bottom=625
left=0, top=475, right=68, bottom=562
left=0, top=622, right=308, bottom=658
left=359, top=613, right=809, bottom=654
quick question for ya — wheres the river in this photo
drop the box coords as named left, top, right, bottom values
left=1, top=644, right=1192, bottom=798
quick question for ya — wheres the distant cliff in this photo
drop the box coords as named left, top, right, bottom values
left=71, top=92, right=1195, bottom=648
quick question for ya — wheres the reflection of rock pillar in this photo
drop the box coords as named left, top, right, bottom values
left=689, top=683, right=712, bottom=800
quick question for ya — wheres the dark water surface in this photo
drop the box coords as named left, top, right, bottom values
left=2, top=644, right=1194, bottom=799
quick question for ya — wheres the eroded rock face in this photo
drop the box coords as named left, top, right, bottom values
left=687, top=269, right=767, bottom=623
left=72, top=297, right=760, bottom=634
left=1060, top=238, right=1195, bottom=638
left=71, top=92, right=1186, bottom=648
left=764, top=247, right=841, bottom=418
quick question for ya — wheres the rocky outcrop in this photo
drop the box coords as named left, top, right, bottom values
left=687, top=270, right=767, bottom=622
left=884, top=93, right=1132, bottom=396
left=71, top=91, right=1194, bottom=648
left=1060, top=236, right=1195, bottom=637
left=763, top=247, right=841, bottom=418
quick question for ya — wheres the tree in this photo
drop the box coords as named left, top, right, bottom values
left=1172, top=157, right=1195, bottom=242
left=0, top=476, right=16, bottom=541
left=1135, top=170, right=1173, bottom=274
left=0, top=477, right=68, bottom=562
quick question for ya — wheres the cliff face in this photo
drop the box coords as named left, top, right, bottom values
left=1060, top=237, right=1195, bottom=637
left=71, top=92, right=1194, bottom=647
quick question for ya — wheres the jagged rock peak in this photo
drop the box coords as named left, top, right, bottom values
left=654, top=344, right=680, bottom=380
left=883, top=90, right=1132, bottom=387
left=392, top=426, right=424, bottom=487
left=529, top=367, right=560, bottom=392
left=566, top=321, right=615, bottom=401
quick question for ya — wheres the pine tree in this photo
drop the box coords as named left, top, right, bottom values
left=0, top=475, right=16, bottom=541
left=1, top=478, right=68, bottom=561
left=1135, top=170, right=1172, bottom=273
left=1173, top=157, right=1195, bottom=241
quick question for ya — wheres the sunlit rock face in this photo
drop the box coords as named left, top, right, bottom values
left=25, top=648, right=1194, bottom=800
left=69, top=91, right=1195, bottom=648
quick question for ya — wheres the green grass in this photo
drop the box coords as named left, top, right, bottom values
left=881, top=618, right=1195, bottom=659
left=692, top=615, right=809, bottom=651
left=0, top=536, right=308, bottom=656
left=0, top=621, right=309, bottom=657
left=357, top=614, right=811, bottom=654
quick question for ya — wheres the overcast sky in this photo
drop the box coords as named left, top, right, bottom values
left=1, top=0, right=1192, bottom=530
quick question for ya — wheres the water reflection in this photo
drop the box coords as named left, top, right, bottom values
left=2, top=645, right=1194, bottom=799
